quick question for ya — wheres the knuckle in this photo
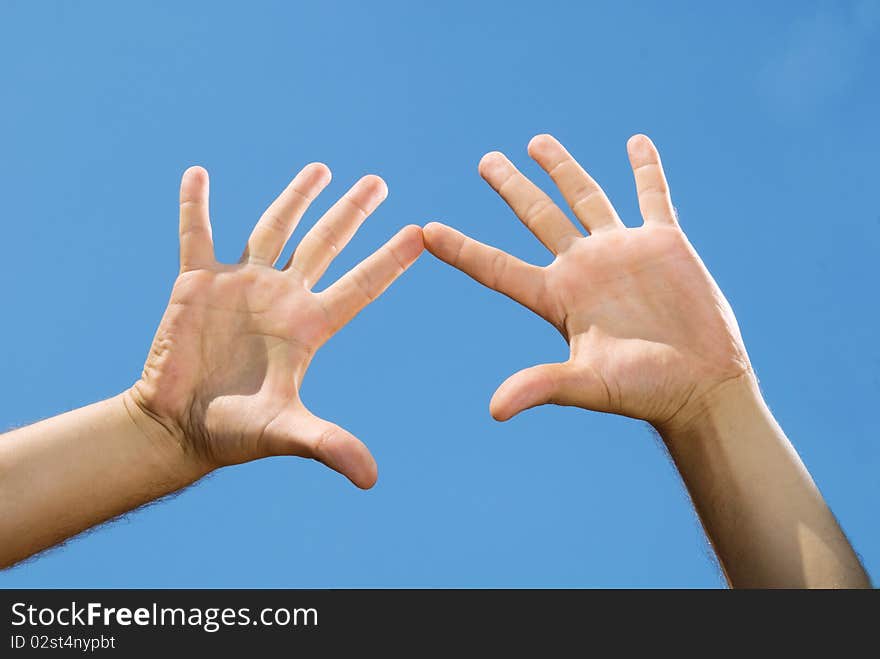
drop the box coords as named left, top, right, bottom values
left=489, top=251, right=508, bottom=288
left=352, top=268, right=377, bottom=301
left=570, top=187, right=603, bottom=212
left=521, top=197, right=553, bottom=225
left=313, top=425, right=338, bottom=457
left=342, top=192, right=371, bottom=217
left=259, top=210, right=290, bottom=235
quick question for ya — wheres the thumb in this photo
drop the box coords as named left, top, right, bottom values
left=263, top=409, right=378, bottom=489
left=489, top=361, right=609, bottom=421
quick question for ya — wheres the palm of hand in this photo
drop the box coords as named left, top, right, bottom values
left=545, top=225, right=749, bottom=427
left=424, top=134, right=750, bottom=428
left=131, top=164, right=423, bottom=488
left=137, top=266, right=326, bottom=468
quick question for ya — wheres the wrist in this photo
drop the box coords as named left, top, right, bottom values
left=119, top=388, right=213, bottom=485
left=654, top=372, right=766, bottom=448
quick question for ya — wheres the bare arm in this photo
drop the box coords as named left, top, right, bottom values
left=0, top=163, right=423, bottom=568
left=659, top=375, right=868, bottom=587
left=423, top=134, right=869, bottom=588
left=0, top=395, right=205, bottom=567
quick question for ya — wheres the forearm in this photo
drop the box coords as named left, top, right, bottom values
left=657, top=375, right=870, bottom=588
left=0, top=392, right=208, bottom=568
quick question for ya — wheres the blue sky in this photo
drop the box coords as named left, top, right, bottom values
left=1, top=1, right=877, bottom=587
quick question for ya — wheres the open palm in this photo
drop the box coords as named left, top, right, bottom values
left=424, top=134, right=750, bottom=429
left=130, top=164, right=422, bottom=488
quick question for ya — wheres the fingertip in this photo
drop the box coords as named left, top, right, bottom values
left=626, top=134, right=655, bottom=159
left=359, top=174, right=389, bottom=201
left=422, top=221, right=458, bottom=257
left=182, top=165, right=208, bottom=182
left=396, top=224, right=425, bottom=260
left=303, top=161, right=332, bottom=186
left=490, top=377, right=520, bottom=422
left=422, top=221, right=445, bottom=243
left=181, top=166, right=209, bottom=191
left=317, top=430, right=378, bottom=490
left=180, top=166, right=209, bottom=203
left=527, top=133, right=558, bottom=159
left=343, top=175, right=387, bottom=216
left=353, top=456, right=378, bottom=490
left=355, top=443, right=379, bottom=490
left=489, top=390, right=514, bottom=422
left=478, top=151, right=507, bottom=179
left=491, top=364, right=562, bottom=421
left=489, top=405, right=510, bottom=422
left=401, top=222, right=424, bottom=238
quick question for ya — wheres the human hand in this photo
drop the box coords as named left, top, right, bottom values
left=128, top=164, right=422, bottom=488
left=424, top=134, right=751, bottom=430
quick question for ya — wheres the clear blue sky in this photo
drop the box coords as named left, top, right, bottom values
left=1, top=1, right=877, bottom=587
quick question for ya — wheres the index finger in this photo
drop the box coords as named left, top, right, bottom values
left=423, top=222, right=547, bottom=316
left=318, top=224, right=424, bottom=333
